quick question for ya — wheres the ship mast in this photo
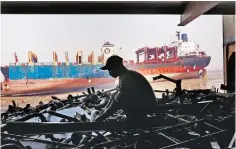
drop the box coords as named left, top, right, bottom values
left=176, top=31, right=180, bottom=40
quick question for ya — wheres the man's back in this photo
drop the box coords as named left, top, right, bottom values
left=116, top=69, right=158, bottom=122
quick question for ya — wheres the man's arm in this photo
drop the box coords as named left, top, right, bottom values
left=91, top=99, right=109, bottom=109
left=94, top=97, right=120, bottom=122
left=94, top=76, right=131, bottom=122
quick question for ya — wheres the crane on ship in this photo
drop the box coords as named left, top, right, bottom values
left=14, top=52, right=18, bottom=63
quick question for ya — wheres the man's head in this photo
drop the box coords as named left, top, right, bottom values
left=100, top=55, right=125, bottom=78
left=67, top=94, right=73, bottom=100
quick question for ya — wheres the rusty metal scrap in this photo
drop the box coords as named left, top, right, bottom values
left=1, top=78, right=235, bottom=149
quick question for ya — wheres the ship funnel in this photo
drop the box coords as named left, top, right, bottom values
left=181, top=33, right=188, bottom=42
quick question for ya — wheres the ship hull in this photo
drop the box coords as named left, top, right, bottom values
left=8, top=64, right=111, bottom=80
left=143, top=69, right=206, bottom=82
left=128, top=56, right=211, bottom=70
left=180, top=56, right=211, bottom=68
left=1, top=68, right=206, bottom=95
left=6, top=56, right=210, bottom=80
left=128, top=56, right=210, bottom=78
left=1, top=56, right=210, bottom=95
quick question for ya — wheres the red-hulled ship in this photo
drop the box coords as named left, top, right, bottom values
left=122, top=31, right=211, bottom=81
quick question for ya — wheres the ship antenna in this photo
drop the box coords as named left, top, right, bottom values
left=176, top=31, right=180, bottom=40
left=119, top=47, right=122, bottom=56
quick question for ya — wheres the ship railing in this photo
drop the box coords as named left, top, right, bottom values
left=36, top=62, right=54, bottom=66
left=9, top=62, right=27, bottom=66
left=81, top=62, right=92, bottom=65
left=9, top=63, right=17, bottom=66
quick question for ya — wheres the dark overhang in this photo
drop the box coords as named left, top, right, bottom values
left=1, top=1, right=235, bottom=26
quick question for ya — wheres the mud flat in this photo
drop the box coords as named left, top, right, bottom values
left=1, top=78, right=115, bottom=96
left=0, top=80, right=117, bottom=110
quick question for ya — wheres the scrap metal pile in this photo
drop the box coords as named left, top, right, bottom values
left=1, top=75, right=235, bottom=149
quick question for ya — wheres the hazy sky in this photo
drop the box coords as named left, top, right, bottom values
left=1, top=15, right=223, bottom=70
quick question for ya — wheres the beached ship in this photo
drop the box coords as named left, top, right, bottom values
left=1, top=31, right=211, bottom=94
left=125, top=31, right=211, bottom=81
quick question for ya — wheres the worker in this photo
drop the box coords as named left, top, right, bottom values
left=78, top=55, right=158, bottom=148
left=94, top=55, right=158, bottom=125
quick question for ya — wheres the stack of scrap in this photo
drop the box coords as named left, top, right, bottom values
left=1, top=75, right=235, bottom=149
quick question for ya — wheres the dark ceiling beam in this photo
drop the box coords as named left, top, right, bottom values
left=0, top=1, right=186, bottom=14
left=178, top=1, right=220, bottom=26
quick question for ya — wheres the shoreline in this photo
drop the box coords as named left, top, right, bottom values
left=1, top=71, right=203, bottom=95
left=1, top=78, right=115, bottom=96
left=0, top=71, right=224, bottom=110
left=1, top=70, right=223, bottom=96
left=1, top=73, right=224, bottom=110
left=0, top=84, right=116, bottom=111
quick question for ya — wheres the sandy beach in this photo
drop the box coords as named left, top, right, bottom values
left=1, top=78, right=115, bottom=95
